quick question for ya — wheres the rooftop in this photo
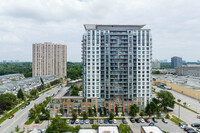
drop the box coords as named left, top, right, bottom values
left=52, top=86, right=71, bottom=99
left=84, top=24, right=146, bottom=30
left=141, top=125, right=163, bottom=133
left=78, top=129, right=96, bottom=133
left=98, top=125, right=119, bottom=133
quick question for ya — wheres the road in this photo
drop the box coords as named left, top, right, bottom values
left=0, top=86, right=60, bottom=133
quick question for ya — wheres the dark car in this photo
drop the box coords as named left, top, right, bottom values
left=108, top=119, right=113, bottom=124
left=152, top=117, right=158, bottom=123
left=104, top=119, right=108, bottom=124
left=71, top=119, right=75, bottom=124
left=21, top=106, right=26, bottom=109
left=191, top=123, right=200, bottom=127
left=135, top=119, right=141, bottom=123
left=90, top=119, right=94, bottom=124
left=179, top=122, right=184, bottom=126
left=149, top=122, right=154, bottom=126
left=187, top=130, right=197, bottom=133
left=145, top=119, right=150, bottom=123
left=33, top=96, right=39, bottom=100
left=130, top=118, right=135, bottom=123
left=184, top=127, right=194, bottom=131
left=26, top=102, right=30, bottom=106
left=122, top=118, right=127, bottom=124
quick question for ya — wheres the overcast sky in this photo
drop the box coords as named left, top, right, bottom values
left=0, top=0, right=199, bottom=62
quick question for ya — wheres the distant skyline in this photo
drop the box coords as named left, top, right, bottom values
left=0, top=0, right=200, bottom=62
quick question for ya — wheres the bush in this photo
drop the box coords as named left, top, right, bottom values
left=165, top=114, right=170, bottom=119
left=92, top=124, right=99, bottom=130
left=35, top=117, right=40, bottom=124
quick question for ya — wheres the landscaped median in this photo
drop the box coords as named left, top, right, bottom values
left=170, top=114, right=185, bottom=125
left=175, top=101, right=199, bottom=114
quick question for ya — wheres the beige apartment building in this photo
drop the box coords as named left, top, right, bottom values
left=32, top=42, right=67, bottom=79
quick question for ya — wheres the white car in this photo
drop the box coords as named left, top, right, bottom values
left=113, top=119, right=117, bottom=124
left=85, top=119, right=89, bottom=124
left=66, top=119, right=70, bottom=124
left=75, top=119, right=80, bottom=124
left=140, top=119, right=145, bottom=123
left=99, top=119, right=103, bottom=124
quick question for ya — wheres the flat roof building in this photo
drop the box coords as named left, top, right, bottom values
left=141, top=126, right=163, bottom=133
left=176, top=64, right=200, bottom=77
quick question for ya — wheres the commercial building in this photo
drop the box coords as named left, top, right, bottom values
left=171, top=56, right=182, bottom=68
left=78, top=126, right=119, bottom=133
left=82, top=24, right=152, bottom=111
left=176, top=64, right=200, bottom=77
left=32, top=42, right=67, bottom=79
left=141, top=126, right=163, bottom=133
left=152, top=60, right=160, bottom=68
left=0, top=74, right=24, bottom=85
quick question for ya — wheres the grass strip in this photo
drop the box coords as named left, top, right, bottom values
left=175, top=102, right=199, bottom=114
left=170, top=115, right=185, bottom=125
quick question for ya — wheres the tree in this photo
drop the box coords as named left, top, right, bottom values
left=60, top=108, right=64, bottom=116
left=35, top=117, right=40, bottom=123
left=17, top=89, right=24, bottom=100
left=103, top=107, right=107, bottom=116
left=15, top=125, right=20, bottom=133
left=156, top=90, right=175, bottom=111
left=145, top=102, right=159, bottom=116
left=139, top=111, right=145, bottom=118
left=88, top=108, right=93, bottom=117
left=183, top=102, right=187, bottom=106
left=30, top=89, right=38, bottom=96
left=72, top=109, right=77, bottom=120
left=109, top=112, right=114, bottom=120
left=122, top=111, right=125, bottom=116
left=129, top=104, right=139, bottom=117
left=82, top=112, right=88, bottom=120
left=29, top=108, right=36, bottom=119
left=98, top=108, right=102, bottom=116
left=118, top=124, right=132, bottom=133
left=92, top=124, right=99, bottom=130
left=40, top=77, right=44, bottom=85
left=115, top=104, right=118, bottom=116
left=93, top=105, right=97, bottom=116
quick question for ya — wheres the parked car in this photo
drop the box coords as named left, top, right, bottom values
left=80, top=120, right=84, bottom=125
left=180, top=123, right=188, bottom=129
left=179, top=122, right=185, bottom=126
left=113, top=119, right=117, bottom=124
left=187, top=130, right=197, bottom=133
left=152, top=117, right=158, bottom=123
left=90, top=119, right=94, bottom=124
left=140, top=118, right=145, bottom=123
left=184, top=127, right=194, bottom=131
left=99, top=119, right=103, bottom=124
left=145, top=119, right=150, bottom=123
left=75, top=119, right=80, bottom=124
left=33, top=96, right=39, bottom=100
left=71, top=119, right=75, bottom=124
left=130, top=118, right=135, bottom=123
left=104, top=119, right=108, bottom=124
left=66, top=119, right=70, bottom=124
left=149, top=122, right=154, bottom=126
left=108, top=119, right=113, bottom=124
left=85, top=119, right=89, bottom=124
left=21, top=106, right=26, bottom=109
left=162, top=117, right=168, bottom=124
left=196, top=127, right=200, bottom=132
left=135, top=119, right=141, bottom=123
left=26, top=102, right=30, bottom=106
left=191, top=123, right=200, bottom=127
left=9, top=114, right=14, bottom=119
left=122, top=118, right=127, bottom=124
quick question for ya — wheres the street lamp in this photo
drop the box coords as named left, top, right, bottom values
left=177, top=99, right=181, bottom=119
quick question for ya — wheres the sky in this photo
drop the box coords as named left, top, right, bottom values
left=0, top=0, right=199, bottom=62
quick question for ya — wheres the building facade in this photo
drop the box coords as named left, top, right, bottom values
left=176, top=65, right=200, bottom=77
left=82, top=24, right=152, bottom=109
left=32, top=42, right=67, bottom=79
left=171, top=56, right=182, bottom=69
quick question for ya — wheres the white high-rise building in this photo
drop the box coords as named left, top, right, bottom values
left=32, top=42, right=67, bottom=79
left=82, top=24, right=152, bottom=107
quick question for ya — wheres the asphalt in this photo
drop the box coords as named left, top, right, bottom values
left=0, top=86, right=60, bottom=133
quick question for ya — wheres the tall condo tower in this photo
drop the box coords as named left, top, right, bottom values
left=32, top=42, right=67, bottom=79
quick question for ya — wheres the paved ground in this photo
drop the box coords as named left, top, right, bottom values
left=0, top=86, right=61, bottom=133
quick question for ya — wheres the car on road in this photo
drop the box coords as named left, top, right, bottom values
left=191, top=123, right=200, bottom=127
left=162, top=117, right=168, bottom=124
left=104, top=119, right=108, bottom=124
left=33, top=96, right=39, bottom=100
left=71, top=119, right=75, bottom=124
left=21, top=106, right=26, bottom=109
left=140, top=118, right=145, bottom=123
left=99, top=119, right=103, bottom=124
left=9, top=114, right=14, bottom=119
left=108, top=119, right=113, bottom=124
left=26, top=102, right=30, bottom=106
left=135, top=119, right=141, bottom=123
left=145, top=119, right=150, bottom=123
left=149, top=122, right=154, bottom=126
left=130, top=118, right=135, bottom=123
left=66, top=119, right=70, bottom=124
left=90, top=119, right=94, bottom=124
left=152, top=117, right=158, bottom=123
left=75, top=119, right=80, bottom=124
left=85, top=119, right=89, bottom=124
left=122, top=118, right=127, bottom=124
left=80, top=120, right=84, bottom=125
left=113, top=119, right=117, bottom=124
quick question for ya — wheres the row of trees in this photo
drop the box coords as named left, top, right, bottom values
left=67, top=62, right=82, bottom=80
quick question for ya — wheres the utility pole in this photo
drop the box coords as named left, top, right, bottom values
left=177, top=99, right=181, bottom=119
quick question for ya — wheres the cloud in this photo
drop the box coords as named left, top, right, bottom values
left=0, top=0, right=199, bottom=62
